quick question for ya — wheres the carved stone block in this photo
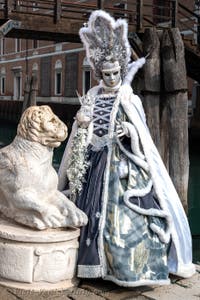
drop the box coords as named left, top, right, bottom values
left=0, top=217, right=80, bottom=288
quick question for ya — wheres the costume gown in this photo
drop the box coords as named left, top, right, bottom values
left=75, top=87, right=170, bottom=286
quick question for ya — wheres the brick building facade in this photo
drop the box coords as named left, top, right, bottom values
left=0, top=37, right=96, bottom=105
left=0, top=0, right=197, bottom=108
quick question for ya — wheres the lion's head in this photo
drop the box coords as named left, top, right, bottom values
left=17, top=105, right=68, bottom=148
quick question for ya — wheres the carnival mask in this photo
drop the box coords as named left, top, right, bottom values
left=101, top=61, right=121, bottom=88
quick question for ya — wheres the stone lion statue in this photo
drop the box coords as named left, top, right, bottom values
left=0, top=105, right=88, bottom=230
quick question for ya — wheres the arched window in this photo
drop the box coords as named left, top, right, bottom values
left=32, top=63, right=38, bottom=75
left=55, top=60, right=62, bottom=96
left=82, top=57, right=91, bottom=94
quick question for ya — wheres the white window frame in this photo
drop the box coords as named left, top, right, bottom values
left=15, top=38, right=21, bottom=53
left=13, top=72, right=22, bottom=100
left=32, top=62, right=38, bottom=72
left=0, top=38, right=5, bottom=56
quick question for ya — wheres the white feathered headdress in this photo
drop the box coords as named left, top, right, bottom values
left=79, top=10, right=131, bottom=80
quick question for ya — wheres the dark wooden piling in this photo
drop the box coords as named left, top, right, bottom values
left=22, top=77, right=31, bottom=114
left=22, top=75, right=38, bottom=115
left=142, top=27, right=189, bottom=211
left=161, top=28, right=189, bottom=211
left=143, top=27, right=161, bottom=152
left=29, top=74, right=38, bottom=107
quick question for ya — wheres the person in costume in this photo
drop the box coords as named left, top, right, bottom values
left=58, top=10, right=195, bottom=287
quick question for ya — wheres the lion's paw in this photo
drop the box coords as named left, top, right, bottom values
left=41, top=205, right=65, bottom=228
left=69, top=206, right=88, bottom=227
left=14, top=214, right=47, bottom=230
left=53, top=193, right=88, bottom=228
left=60, top=200, right=88, bottom=227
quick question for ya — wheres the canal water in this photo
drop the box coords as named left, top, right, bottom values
left=188, top=135, right=200, bottom=263
left=0, top=120, right=66, bottom=171
left=0, top=120, right=200, bottom=263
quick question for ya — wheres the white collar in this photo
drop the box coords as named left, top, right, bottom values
left=99, top=79, right=122, bottom=93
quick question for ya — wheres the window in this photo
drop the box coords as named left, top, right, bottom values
left=32, top=63, right=38, bottom=75
left=55, top=71, right=62, bottom=95
left=82, top=57, right=91, bottom=94
left=0, top=38, right=5, bottom=56
left=33, top=40, right=38, bottom=49
left=40, top=57, right=51, bottom=97
left=15, top=39, right=21, bottom=53
left=1, top=76, right=5, bottom=94
left=84, top=70, right=91, bottom=94
left=55, top=42, right=62, bottom=52
left=55, top=60, right=62, bottom=95
left=0, top=67, right=6, bottom=95
left=13, top=69, right=22, bottom=100
left=65, top=53, right=78, bottom=97
left=15, top=75, right=21, bottom=100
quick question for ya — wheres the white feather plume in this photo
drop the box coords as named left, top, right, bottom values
left=123, top=57, right=146, bottom=85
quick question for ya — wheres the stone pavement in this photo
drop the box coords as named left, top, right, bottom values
left=0, top=265, right=200, bottom=300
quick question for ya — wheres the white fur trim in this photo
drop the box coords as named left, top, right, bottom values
left=77, top=265, right=102, bottom=278
left=79, top=10, right=131, bottom=76
left=120, top=86, right=195, bottom=276
left=173, top=263, right=196, bottom=278
left=123, top=57, right=146, bottom=85
left=150, top=223, right=171, bottom=244
left=58, top=121, right=78, bottom=191
left=103, top=275, right=170, bottom=287
left=121, top=121, right=145, bottom=159
left=123, top=183, right=172, bottom=244
left=116, top=137, right=149, bottom=171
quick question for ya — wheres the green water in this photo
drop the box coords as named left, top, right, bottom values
left=0, top=121, right=66, bottom=171
left=0, top=121, right=16, bottom=148
left=188, top=150, right=200, bottom=235
left=188, top=137, right=200, bottom=263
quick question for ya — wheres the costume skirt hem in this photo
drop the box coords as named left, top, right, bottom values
left=103, top=275, right=170, bottom=287
left=77, top=264, right=170, bottom=287
left=170, top=262, right=196, bottom=278
left=77, top=265, right=102, bottom=278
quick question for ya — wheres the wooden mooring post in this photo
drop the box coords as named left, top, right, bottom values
left=143, top=27, right=161, bottom=152
left=142, top=28, right=189, bottom=211
left=161, top=28, right=189, bottom=212
left=22, top=74, right=38, bottom=114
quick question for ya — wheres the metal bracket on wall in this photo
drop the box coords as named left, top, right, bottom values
left=0, top=19, right=21, bottom=38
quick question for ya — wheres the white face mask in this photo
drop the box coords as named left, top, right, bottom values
left=101, top=61, right=121, bottom=88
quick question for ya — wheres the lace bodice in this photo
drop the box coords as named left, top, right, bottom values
left=93, top=94, right=116, bottom=137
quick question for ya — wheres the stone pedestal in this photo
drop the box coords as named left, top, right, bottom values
left=0, top=217, right=80, bottom=291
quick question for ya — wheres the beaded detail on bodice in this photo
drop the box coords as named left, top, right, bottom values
left=93, top=94, right=116, bottom=137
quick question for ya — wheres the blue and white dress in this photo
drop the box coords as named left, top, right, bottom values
left=58, top=83, right=195, bottom=287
